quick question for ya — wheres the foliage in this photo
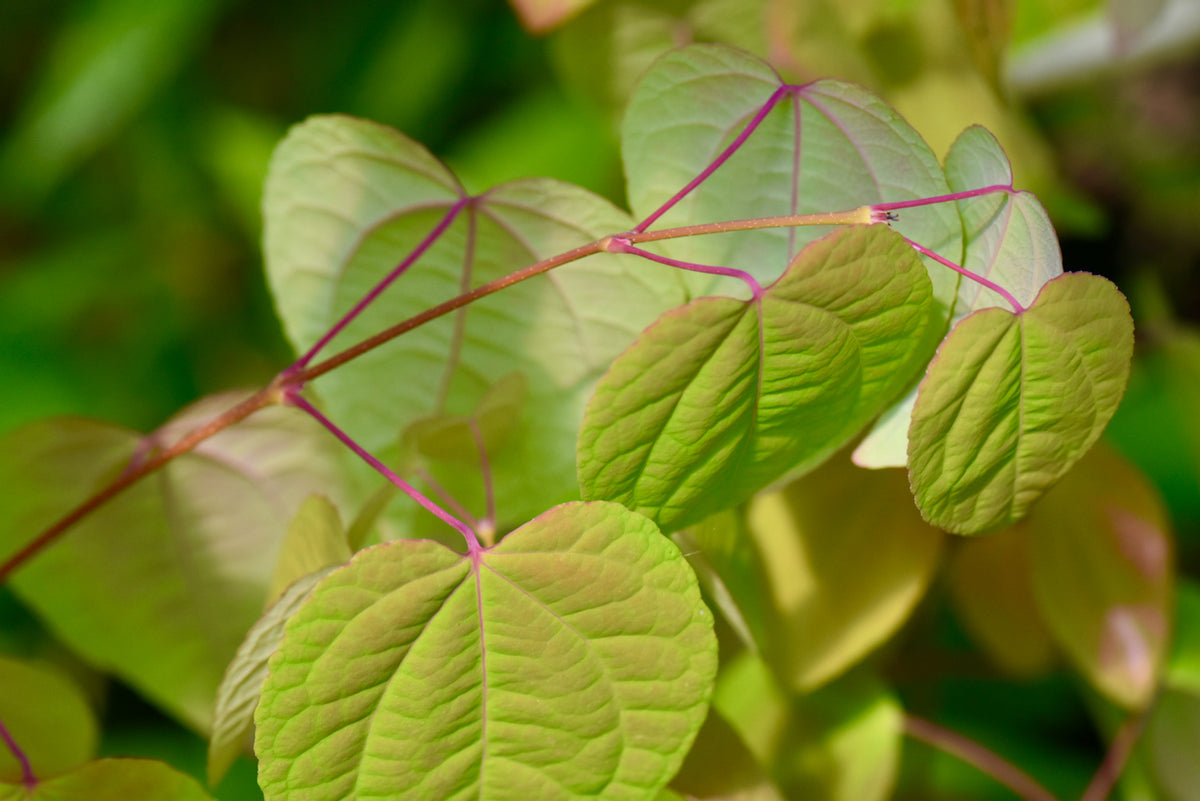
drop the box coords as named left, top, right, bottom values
left=2, top=2, right=1199, bottom=800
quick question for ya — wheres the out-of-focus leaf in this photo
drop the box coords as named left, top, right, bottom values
left=621, top=44, right=962, bottom=315
left=266, top=496, right=350, bottom=604
left=1166, top=580, right=1200, bottom=695
left=264, top=115, right=687, bottom=533
left=0, top=658, right=96, bottom=783
left=1109, top=0, right=1167, bottom=54
left=855, top=125, right=1062, bottom=468
left=1141, top=688, right=1200, bottom=801
left=747, top=456, right=943, bottom=691
left=1030, top=444, right=1174, bottom=710
left=0, top=0, right=221, bottom=203
left=508, top=0, right=600, bottom=33
left=207, top=569, right=332, bottom=788
left=670, top=708, right=786, bottom=801
left=908, top=272, right=1134, bottom=534
left=0, top=395, right=350, bottom=731
left=713, top=652, right=791, bottom=767
left=579, top=225, right=934, bottom=532
left=947, top=522, right=1057, bottom=676
left=674, top=510, right=771, bottom=654
left=0, top=758, right=216, bottom=801
left=777, top=672, right=902, bottom=801
left=255, top=501, right=716, bottom=801
left=401, top=372, right=527, bottom=465
left=953, top=0, right=1016, bottom=91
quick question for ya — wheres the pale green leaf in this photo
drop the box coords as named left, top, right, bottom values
left=714, top=656, right=901, bottom=801
left=0, top=395, right=350, bottom=731
left=946, top=522, right=1057, bottom=676
left=747, top=455, right=943, bottom=691
left=620, top=44, right=961, bottom=315
left=855, top=124, right=1063, bottom=468
left=776, top=673, right=902, bottom=801
left=401, top=372, right=528, bottom=465
left=0, top=759, right=216, bottom=801
left=266, top=496, right=351, bottom=603
left=1029, top=444, right=1173, bottom=710
left=264, top=115, right=687, bottom=532
left=207, top=569, right=333, bottom=787
left=255, top=501, right=716, bottom=801
left=579, top=224, right=934, bottom=532
left=669, top=708, right=786, bottom=801
left=0, top=659, right=96, bottom=783
left=908, top=272, right=1134, bottom=534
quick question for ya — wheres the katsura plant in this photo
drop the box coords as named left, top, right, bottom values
left=0, top=43, right=1158, bottom=801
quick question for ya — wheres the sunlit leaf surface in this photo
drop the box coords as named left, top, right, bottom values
left=579, top=224, right=933, bottom=532
left=908, top=272, right=1134, bottom=534
left=264, top=115, right=687, bottom=532
left=255, top=501, right=716, bottom=801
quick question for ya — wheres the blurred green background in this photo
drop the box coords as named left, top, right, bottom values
left=2, top=0, right=1199, bottom=799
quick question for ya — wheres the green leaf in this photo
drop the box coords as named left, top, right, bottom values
left=207, top=569, right=332, bottom=788
left=579, top=224, right=934, bottom=532
left=264, top=115, right=687, bottom=532
left=255, top=501, right=716, bottom=801
left=1029, top=444, right=1173, bottom=710
left=1141, top=687, right=1200, bottom=801
left=854, top=124, right=1063, bottom=468
left=620, top=44, right=962, bottom=313
left=401, top=372, right=529, bottom=465
left=746, top=455, right=944, bottom=691
left=0, top=395, right=350, bottom=730
left=669, top=708, right=786, bottom=801
left=0, top=759, right=216, bottom=801
left=908, top=272, right=1134, bottom=534
left=947, top=522, right=1057, bottom=676
left=0, top=658, right=96, bottom=783
left=266, top=496, right=351, bottom=604
left=952, top=0, right=1016, bottom=92
left=776, top=673, right=902, bottom=801
left=0, top=0, right=220, bottom=203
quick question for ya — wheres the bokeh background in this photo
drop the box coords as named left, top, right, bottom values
left=2, top=0, right=1199, bottom=799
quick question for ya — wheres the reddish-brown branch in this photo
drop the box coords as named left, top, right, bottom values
left=0, top=388, right=278, bottom=583
left=904, top=714, right=1060, bottom=801
left=1080, top=712, right=1147, bottom=801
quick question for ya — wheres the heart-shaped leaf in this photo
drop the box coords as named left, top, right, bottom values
left=1029, top=444, right=1173, bottom=710
left=621, top=44, right=962, bottom=315
left=854, top=124, right=1063, bottom=468
left=264, top=115, right=688, bottom=532
left=579, top=224, right=934, bottom=532
left=908, top=272, right=1134, bottom=534
left=0, top=395, right=349, bottom=730
left=255, top=501, right=716, bottom=801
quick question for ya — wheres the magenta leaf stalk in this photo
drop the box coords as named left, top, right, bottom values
left=901, top=235, right=1024, bottom=313
left=291, top=197, right=470, bottom=370
left=607, top=237, right=765, bottom=300
left=634, top=85, right=795, bottom=233
left=469, top=420, right=497, bottom=546
left=872, top=183, right=1014, bottom=212
left=283, top=390, right=482, bottom=553
left=0, top=716, right=37, bottom=789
